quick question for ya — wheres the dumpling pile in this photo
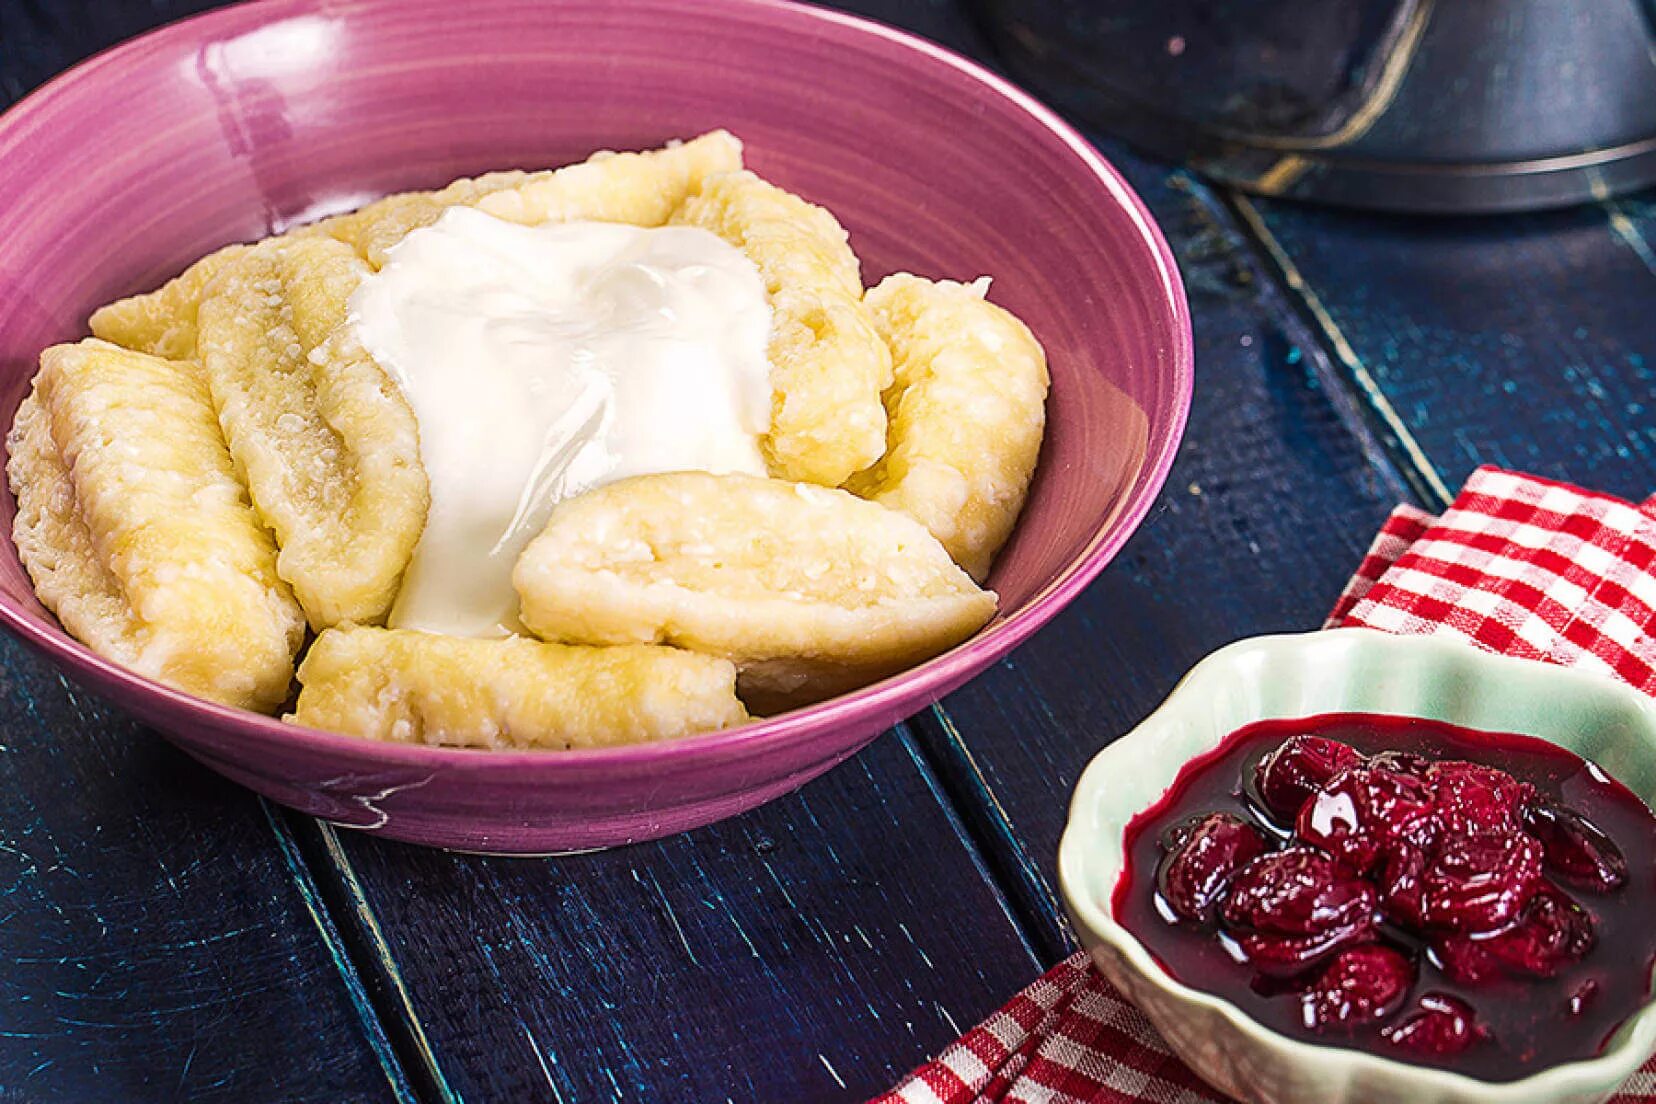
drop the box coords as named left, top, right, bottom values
left=7, top=131, right=1049, bottom=750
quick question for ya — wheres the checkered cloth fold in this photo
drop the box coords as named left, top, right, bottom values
left=872, top=466, right=1656, bottom=1104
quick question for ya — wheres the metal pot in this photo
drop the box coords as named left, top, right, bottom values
left=970, top=0, right=1656, bottom=213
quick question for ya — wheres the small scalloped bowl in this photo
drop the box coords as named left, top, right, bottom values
left=1058, top=629, right=1656, bottom=1104
left=0, top=0, right=1191, bottom=851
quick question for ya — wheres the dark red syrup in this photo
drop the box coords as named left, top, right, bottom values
left=1113, top=714, right=1656, bottom=1081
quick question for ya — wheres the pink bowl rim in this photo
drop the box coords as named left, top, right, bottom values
left=0, top=0, right=1194, bottom=772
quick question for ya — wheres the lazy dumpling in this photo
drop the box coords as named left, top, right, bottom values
left=847, top=274, right=1048, bottom=581
left=329, top=129, right=745, bottom=267
left=289, top=626, right=749, bottom=750
left=513, top=471, right=995, bottom=713
left=194, top=235, right=429, bottom=629
left=7, top=340, right=304, bottom=711
left=89, top=131, right=745, bottom=359
left=671, top=171, right=892, bottom=487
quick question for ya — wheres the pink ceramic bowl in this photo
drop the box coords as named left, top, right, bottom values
left=0, top=0, right=1191, bottom=852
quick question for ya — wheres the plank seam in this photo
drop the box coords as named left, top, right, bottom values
left=1226, top=192, right=1454, bottom=509
left=905, top=706, right=1076, bottom=965
left=894, top=719, right=1045, bottom=967
left=286, top=815, right=465, bottom=1104
left=260, top=800, right=421, bottom=1104
left=1165, top=172, right=1417, bottom=507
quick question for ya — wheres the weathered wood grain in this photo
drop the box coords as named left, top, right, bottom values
left=1239, top=191, right=1656, bottom=504
left=0, top=637, right=413, bottom=1102
left=311, top=728, right=1041, bottom=1103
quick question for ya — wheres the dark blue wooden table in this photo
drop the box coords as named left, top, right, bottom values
left=2, top=1, right=1653, bottom=1100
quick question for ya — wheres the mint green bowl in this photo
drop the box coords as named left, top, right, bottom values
left=1058, top=629, right=1656, bottom=1104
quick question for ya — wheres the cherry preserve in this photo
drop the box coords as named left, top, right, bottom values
left=1114, top=714, right=1656, bottom=1081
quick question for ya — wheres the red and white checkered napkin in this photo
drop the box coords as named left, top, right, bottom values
left=872, top=466, right=1656, bottom=1104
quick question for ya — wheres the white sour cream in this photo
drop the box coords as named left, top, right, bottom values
left=349, top=207, right=774, bottom=637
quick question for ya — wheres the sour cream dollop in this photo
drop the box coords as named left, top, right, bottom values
left=349, top=207, right=774, bottom=637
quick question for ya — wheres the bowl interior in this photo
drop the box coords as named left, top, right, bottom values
left=1061, top=630, right=1656, bottom=1099
left=0, top=0, right=1186, bottom=624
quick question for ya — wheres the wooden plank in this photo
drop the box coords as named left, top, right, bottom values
left=312, top=729, right=1042, bottom=1103
left=906, top=156, right=1421, bottom=958
left=1236, top=191, right=1656, bottom=503
left=0, top=637, right=413, bottom=1101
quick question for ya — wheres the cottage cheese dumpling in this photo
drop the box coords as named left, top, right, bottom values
left=847, top=274, right=1049, bottom=581
left=332, top=129, right=744, bottom=268
left=471, top=130, right=743, bottom=239
left=84, top=244, right=254, bottom=363
left=195, top=236, right=428, bottom=629
left=671, top=171, right=892, bottom=487
left=290, top=626, right=748, bottom=750
left=513, top=471, right=996, bottom=712
left=89, top=131, right=744, bottom=359
left=6, top=340, right=304, bottom=711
